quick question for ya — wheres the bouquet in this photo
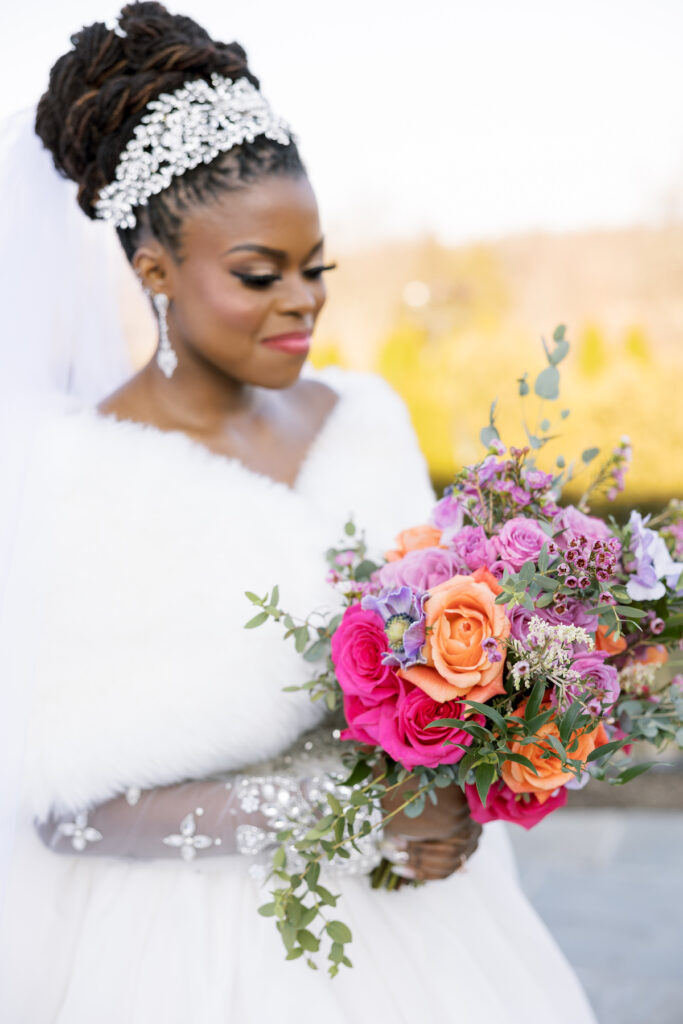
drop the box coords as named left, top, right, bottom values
left=246, top=326, right=683, bottom=975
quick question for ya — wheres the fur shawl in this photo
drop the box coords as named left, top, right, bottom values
left=25, top=367, right=435, bottom=818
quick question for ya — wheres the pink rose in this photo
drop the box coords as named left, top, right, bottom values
left=377, top=547, right=462, bottom=592
left=465, top=780, right=568, bottom=830
left=330, top=605, right=400, bottom=706
left=494, top=516, right=549, bottom=570
left=449, top=525, right=498, bottom=572
left=368, top=680, right=478, bottom=770
left=553, top=505, right=613, bottom=548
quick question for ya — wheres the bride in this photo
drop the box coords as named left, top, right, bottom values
left=0, top=4, right=598, bottom=1021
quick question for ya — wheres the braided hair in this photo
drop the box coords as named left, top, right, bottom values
left=35, top=2, right=306, bottom=262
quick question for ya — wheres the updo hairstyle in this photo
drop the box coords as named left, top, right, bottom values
left=35, top=2, right=306, bottom=261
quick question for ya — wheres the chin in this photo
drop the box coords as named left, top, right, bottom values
left=237, top=357, right=308, bottom=391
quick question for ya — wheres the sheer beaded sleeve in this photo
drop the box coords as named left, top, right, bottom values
left=35, top=725, right=382, bottom=877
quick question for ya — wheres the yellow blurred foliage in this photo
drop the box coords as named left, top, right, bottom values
left=313, top=226, right=683, bottom=503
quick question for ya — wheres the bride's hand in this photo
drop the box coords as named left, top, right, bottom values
left=381, top=778, right=482, bottom=881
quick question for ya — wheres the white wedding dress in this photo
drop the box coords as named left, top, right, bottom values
left=0, top=365, right=598, bottom=1024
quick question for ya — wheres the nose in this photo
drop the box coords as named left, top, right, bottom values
left=279, top=271, right=321, bottom=319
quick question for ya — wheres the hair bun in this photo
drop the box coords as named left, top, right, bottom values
left=35, top=2, right=258, bottom=218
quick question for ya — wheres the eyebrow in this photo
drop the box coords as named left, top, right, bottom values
left=224, top=238, right=325, bottom=261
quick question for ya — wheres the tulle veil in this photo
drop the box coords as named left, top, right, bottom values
left=0, top=105, right=150, bottom=919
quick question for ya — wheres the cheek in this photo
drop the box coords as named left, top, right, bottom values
left=178, top=267, right=268, bottom=337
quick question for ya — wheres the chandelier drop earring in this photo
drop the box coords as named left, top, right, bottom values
left=152, top=292, right=178, bottom=379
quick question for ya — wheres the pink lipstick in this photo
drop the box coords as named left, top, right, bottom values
left=261, top=332, right=311, bottom=355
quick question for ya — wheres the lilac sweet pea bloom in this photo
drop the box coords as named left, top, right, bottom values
left=627, top=511, right=683, bottom=601
left=362, top=586, right=427, bottom=667
left=431, top=493, right=465, bottom=532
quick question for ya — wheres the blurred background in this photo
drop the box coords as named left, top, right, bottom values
left=3, top=1, right=682, bottom=1020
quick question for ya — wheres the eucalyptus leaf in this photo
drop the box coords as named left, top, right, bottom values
left=581, top=447, right=600, bottom=464
left=480, top=424, right=500, bottom=448
left=245, top=611, right=269, bottom=629
left=326, top=920, right=352, bottom=944
left=535, top=365, right=560, bottom=400
left=549, top=339, right=570, bottom=365
left=303, top=639, right=329, bottom=662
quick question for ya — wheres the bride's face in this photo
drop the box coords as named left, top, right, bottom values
left=139, top=174, right=332, bottom=390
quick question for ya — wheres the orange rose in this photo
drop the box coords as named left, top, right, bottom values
left=399, top=567, right=510, bottom=703
left=635, top=644, right=669, bottom=667
left=385, top=524, right=443, bottom=562
left=595, top=624, right=627, bottom=656
left=502, top=709, right=608, bottom=804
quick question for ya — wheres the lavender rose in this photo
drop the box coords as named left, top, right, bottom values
left=449, top=525, right=498, bottom=572
left=494, top=516, right=549, bottom=571
left=377, top=547, right=462, bottom=592
left=554, top=505, right=613, bottom=548
left=539, top=598, right=598, bottom=632
left=566, top=651, right=620, bottom=714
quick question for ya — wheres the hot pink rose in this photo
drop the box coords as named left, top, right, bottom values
left=339, top=693, right=389, bottom=747
left=465, top=780, right=568, bottom=829
left=377, top=547, right=462, bottom=592
left=330, top=605, right=400, bottom=706
left=353, top=679, right=478, bottom=770
left=553, top=505, right=613, bottom=548
left=494, top=516, right=549, bottom=570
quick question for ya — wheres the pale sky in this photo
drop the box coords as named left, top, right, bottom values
left=2, top=0, right=682, bottom=246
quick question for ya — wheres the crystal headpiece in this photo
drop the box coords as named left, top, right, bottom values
left=94, top=73, right=295, bottom=230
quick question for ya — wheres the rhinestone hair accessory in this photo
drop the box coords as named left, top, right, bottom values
left=94, top=73, right=295, bottom=230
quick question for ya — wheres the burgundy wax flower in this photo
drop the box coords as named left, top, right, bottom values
left=465, top=780, right=568, bottom=830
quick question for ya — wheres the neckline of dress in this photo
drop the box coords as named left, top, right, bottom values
left=80, top=366, right=348, bottom=497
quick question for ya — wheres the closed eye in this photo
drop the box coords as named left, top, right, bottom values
left=231, top=263, right=337, bottom=289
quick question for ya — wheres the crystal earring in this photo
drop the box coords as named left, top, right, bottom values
left=153, top=292, right=178, bottom=379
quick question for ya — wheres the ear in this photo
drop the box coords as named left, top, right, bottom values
left=132, top=239, right=175, bottom=299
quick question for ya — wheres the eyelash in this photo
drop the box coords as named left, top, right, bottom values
left=231, top=263, right=337, bottom=289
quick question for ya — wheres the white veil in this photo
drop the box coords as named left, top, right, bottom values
left=0, top=106, right=148, bottom=916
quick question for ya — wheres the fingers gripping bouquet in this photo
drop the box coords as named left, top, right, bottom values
left=246, top=327, right=683, bottom=974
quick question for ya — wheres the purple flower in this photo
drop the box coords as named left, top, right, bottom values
left=481, top=636, right=503, bottom=663
left=626, top=511, right=683, bottom=601
left=448, top=525, right=498, bottom=572
left=488, top=558, right=516, bottom=581
left=431, top=493, right=465, bottom=532
left=510, top=486, right=532, bottom=507
left=361, top=586, right=426, bottom=667
left=377, top=547, right=461, bottom=592
left=507, top=604, right=534, bottom=643
left=494, top=516, right=549, bottom=571
left=567, top=651, right=620, bottom=714
left=477, top=455, right=504, bottom=485
left=524, top=469, right=554, bottom=491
